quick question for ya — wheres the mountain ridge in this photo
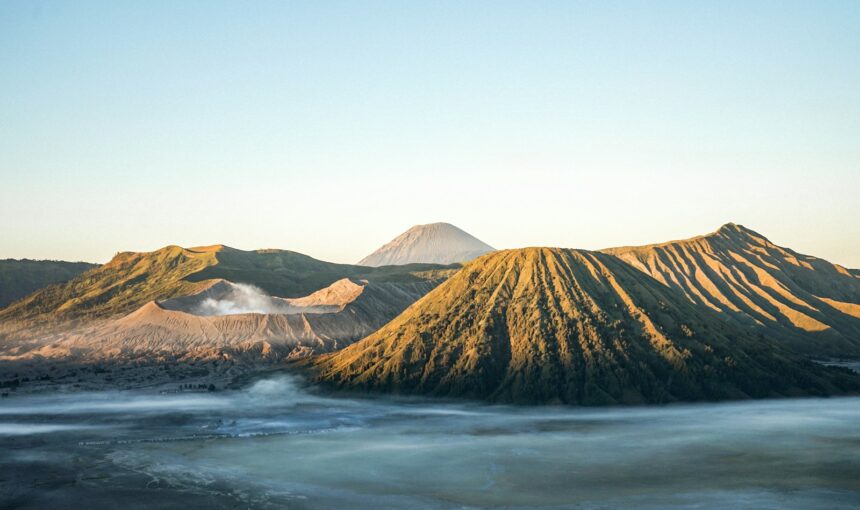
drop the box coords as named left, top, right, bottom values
left=0, top=259, right=99, bottom=309
left=0, top=244, right=458, bottom=339
left=309, top=247, right=859, bottom=404
left=603, top=223, right=860, bottom=356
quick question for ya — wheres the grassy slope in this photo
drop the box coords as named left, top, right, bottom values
left=188, top=247, right=456, bottom=297
left=0, top=244, right=457, bottom=337
left=0, top=260, right=98, bottom=309
left=311, top=248, right=860, bottom=404
left=0, top=246, right=218, bottom=329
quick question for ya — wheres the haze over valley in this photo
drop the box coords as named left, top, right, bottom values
left=4, top=375, right=860, bottom=510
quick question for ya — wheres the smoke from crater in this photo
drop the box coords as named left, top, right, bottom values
left=192, top=283, right=282, bottom=316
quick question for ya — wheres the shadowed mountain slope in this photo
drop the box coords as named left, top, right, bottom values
left=310, top=248, right=859, bottom=405
left=358, top=223, right=495, bottom=266
left=0, top=259, right=98, bottom=309
left=603, top=224, right=860, bottom=357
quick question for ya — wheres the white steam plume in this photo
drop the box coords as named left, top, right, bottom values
left=193, top=283, right=282, bottom=316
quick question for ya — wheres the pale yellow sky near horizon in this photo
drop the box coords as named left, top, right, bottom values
left=2, top=144, right=858, bottom=267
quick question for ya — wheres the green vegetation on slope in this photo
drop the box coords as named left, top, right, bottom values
left=188, top=247, right=457, bottom=298
left=0, top=246, right=218, bottom=329
left=0, top=244, right=457, bottom=337
left=311, top=248, right=859, bottom=405
left=0, top=259, right=98, bottom=309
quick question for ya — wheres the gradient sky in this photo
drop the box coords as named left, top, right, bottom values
left=1, top=1, right=858, bottom=267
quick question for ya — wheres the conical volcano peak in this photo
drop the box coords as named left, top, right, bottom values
left=358, top=222, right=495, bottom=266
left=712, top=223, right=776, bottom=248
left=410, top=222, right=457, bottom=230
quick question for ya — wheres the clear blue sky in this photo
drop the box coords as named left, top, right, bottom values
left=1, top=1, right=858, bottom=267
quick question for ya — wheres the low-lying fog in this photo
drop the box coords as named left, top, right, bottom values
left=2, top=376, right=859, bottom=509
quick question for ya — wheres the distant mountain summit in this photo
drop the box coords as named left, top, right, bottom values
left=358, top=222, right=495, bottom=266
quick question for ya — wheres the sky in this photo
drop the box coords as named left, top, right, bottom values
left=1, top=1, right=858, bottom=267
